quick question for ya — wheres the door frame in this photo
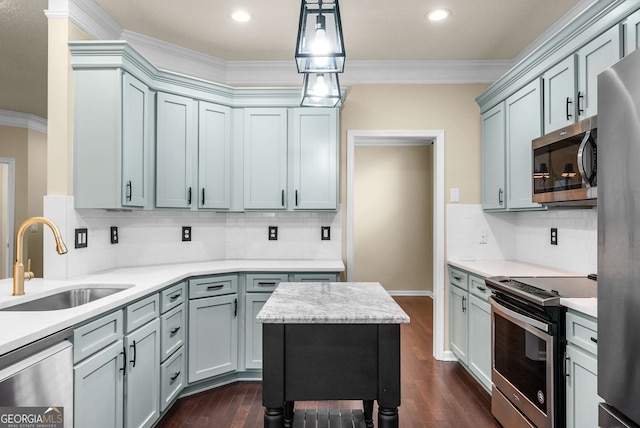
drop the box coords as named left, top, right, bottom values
left=0, top=158, right=15, bottom=279
left=346, top=130, right=447, bottom=360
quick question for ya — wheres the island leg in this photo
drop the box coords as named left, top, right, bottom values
left=263, top=324, right=286, bottom=428
left=284, top=401, right=295, bottom=428
left=363, top=400, right=374, bottom=428
left=378, top=407, right=399, bottom=428
left=377, top=325, right=401, bottom=428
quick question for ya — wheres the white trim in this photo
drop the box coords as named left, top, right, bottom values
left=0, top=110, right=47, bottom=134
left=387, top=290, right=434, bottom=298
left=441, top=350, right=459, bottom=362
left=346, top=129, right=447, bottom=361
left=0, top=158, right=16, bottom=279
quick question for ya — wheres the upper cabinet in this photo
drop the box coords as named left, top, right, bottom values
left=291, top=108, right=338, bottom=210
left=156, top=92, right=197, bottom=209
left=542, top=25, right=621, bottom=133
left=481, top=103, right=506, bottom=210
left=74, top=70, right=154, bottom=209
left=243, top=109, right=289, bottom=210
left=198, top=102, right=232, bottom=210
left=625, top=9, right=640, bottom=55
left=505, top=79, right=543, bottom=210
left=70, top=42, right=340, bottom=212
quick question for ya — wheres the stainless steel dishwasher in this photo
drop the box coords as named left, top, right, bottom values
left=0, top=329, right=73, bottom=427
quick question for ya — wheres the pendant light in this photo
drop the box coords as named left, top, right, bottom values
left=300, top=73, right=341, bottom=107
left=295, top=0, right=345, bottom=73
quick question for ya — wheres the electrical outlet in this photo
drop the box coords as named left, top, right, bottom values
left=479, top=230, right=487, bottom=244
left=110, top=226, right=118, bottom=244
left=182, top=226, right=192, bottom=242
left=75, top=228, right=88, bottom=249
left=321, top=226, right=331, bottom=241
left=550, top=228, right=558, bottom=245
left=268, top=226, right=278, bottom=241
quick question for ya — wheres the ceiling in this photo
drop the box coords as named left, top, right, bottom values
left=1, top=0, right=586, bottom=120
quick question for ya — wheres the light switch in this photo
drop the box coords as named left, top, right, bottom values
left=321, top=226, right=331, bottom=241
left=450, top=188, right=460, bottom=203
left=75, top=228, right=88, bottom=249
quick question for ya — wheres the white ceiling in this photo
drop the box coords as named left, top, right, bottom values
left=0, top=0, right=588, bottom=120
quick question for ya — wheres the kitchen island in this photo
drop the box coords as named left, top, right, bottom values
left=257, top=282, right=410, bottom=428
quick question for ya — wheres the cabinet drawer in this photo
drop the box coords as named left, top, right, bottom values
left=189, top=275, right=238, bottom=299
left=73, top=310, right=123, bottom=363
left=448, top=267, right=469, bottom=291
left=160, top=281, right=186, bottom=314
left=566, top=311, right=598, bottom=355
left=246, top=273, right=289, bottom=292
left=161, top=304, right=185, bottom=361
left=125, top=294, right=160, bottom=333
left=160, top=348, right=185, bottom=412
left=291, top=273, right=339, bottom=282
left=470, top=275, right=491, bottom=300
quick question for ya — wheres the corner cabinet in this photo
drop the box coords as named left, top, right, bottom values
left=291, top=108, right=338, bottom=210
left=74, top=70, right=154, bottom=209
left=481, top=103, right=506, bottom=210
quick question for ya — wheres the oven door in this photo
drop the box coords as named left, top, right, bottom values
left=490, top=296, right=555, bottom=428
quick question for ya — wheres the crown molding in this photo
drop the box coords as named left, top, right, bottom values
left=0, top=110, right=48, bottom=134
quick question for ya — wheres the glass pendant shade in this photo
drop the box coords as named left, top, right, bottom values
left=295, top=0, right=345, bottom=73
left=301, top=73, right=341, bottom=107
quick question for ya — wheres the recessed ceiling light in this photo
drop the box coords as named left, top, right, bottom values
left=231, top=10, right=252, bottom=22
left=426, top=8, right=452, bottom=22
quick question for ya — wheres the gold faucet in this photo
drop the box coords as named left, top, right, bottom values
left=13, top=216, right=68, bottom=296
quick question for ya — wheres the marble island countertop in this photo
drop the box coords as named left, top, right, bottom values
left=256, top=282, right=410, bottom=324
left=0, top=259, right=344, bottom=355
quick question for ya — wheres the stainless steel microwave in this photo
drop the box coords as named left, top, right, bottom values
left=532, top=116, right=597, bottom=205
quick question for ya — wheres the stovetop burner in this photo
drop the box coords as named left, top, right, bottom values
left=485, top=276, right=597, bottom=306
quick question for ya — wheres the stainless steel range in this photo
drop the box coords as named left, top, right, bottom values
left=485, top=276, right=597, bottom=428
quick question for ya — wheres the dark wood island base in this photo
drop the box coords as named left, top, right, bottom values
left=262, top=323, right=401, bottom=428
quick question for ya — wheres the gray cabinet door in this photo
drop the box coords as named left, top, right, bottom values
left=124, top=318, right=160, bottom=428
left=245, top=293, right=270, bottom=369
left=565, top=344, right=599, bottom=428
left=505, top=79, right=542, bottom=210
left=291, top=108, right=338, bottom=210
left=481, top=102, right=506, bottom=210
left=449, top=284, right=468, bottom=364
left=577, top=25, right=622, bottom=120
left=543, top=55, right=577, bottom=133
left=198, top=101, right=232, bottom=209
left=468, top=294, right=491, bottom=392
left=188, top=294, right=239, bottom=382
left=243, top=108, right=288, bottom=209
left=625, top=9, right=640, bottom=55
left=74, top=339, right=124, bottom=428
left=122, top=73, right=152, bottom=208
left=156, top=92, right=196, bottom=208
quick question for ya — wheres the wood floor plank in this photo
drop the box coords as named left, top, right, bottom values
left=155, top=297, right=499, bottom=428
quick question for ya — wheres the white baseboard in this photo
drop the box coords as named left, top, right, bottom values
left=440, top=350, right=458, bottom=362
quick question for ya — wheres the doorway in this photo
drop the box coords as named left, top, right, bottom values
left=347, top=130, right=447, bottom=360
left=0, top=158, right=16, bottom=279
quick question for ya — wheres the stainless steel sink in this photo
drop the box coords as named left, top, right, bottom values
left=0, top=285, right=133, bottom=311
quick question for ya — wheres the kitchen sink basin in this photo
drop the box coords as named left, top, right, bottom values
left=0, top=285, right=133, bottom=311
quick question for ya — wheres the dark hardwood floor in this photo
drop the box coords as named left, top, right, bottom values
left=156, top=296, right=499, bottom=427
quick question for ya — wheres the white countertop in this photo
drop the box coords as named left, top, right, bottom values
left=0, top=259, right=344, bottom=355
left=256, top=282, right=410, bottom=324
left=448, top=259, right=597, bottom=318
left=448, top=259, right=583, bottom=278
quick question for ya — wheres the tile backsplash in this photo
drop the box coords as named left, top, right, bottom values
left=44, top=196, right=342, bottom=279
left=447, top=204, right=597, bottom=274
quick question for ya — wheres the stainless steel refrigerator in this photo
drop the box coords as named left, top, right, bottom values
left=598, top=47, right=640, bottom=428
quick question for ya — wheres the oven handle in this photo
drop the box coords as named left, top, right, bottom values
left=489, top=296, right=549, bottom=333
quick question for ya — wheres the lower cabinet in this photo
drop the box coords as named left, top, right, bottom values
left=448, top=265, right=492, bottom=393
left=565, top=310, right=599, bottom=428
left=74, top=339, right=124, bottom=428
left=73, top=293, right=161, bottom=428
left=188, top=282, right=238, bottom=383
left=245, top=293, right=270, bottom=369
